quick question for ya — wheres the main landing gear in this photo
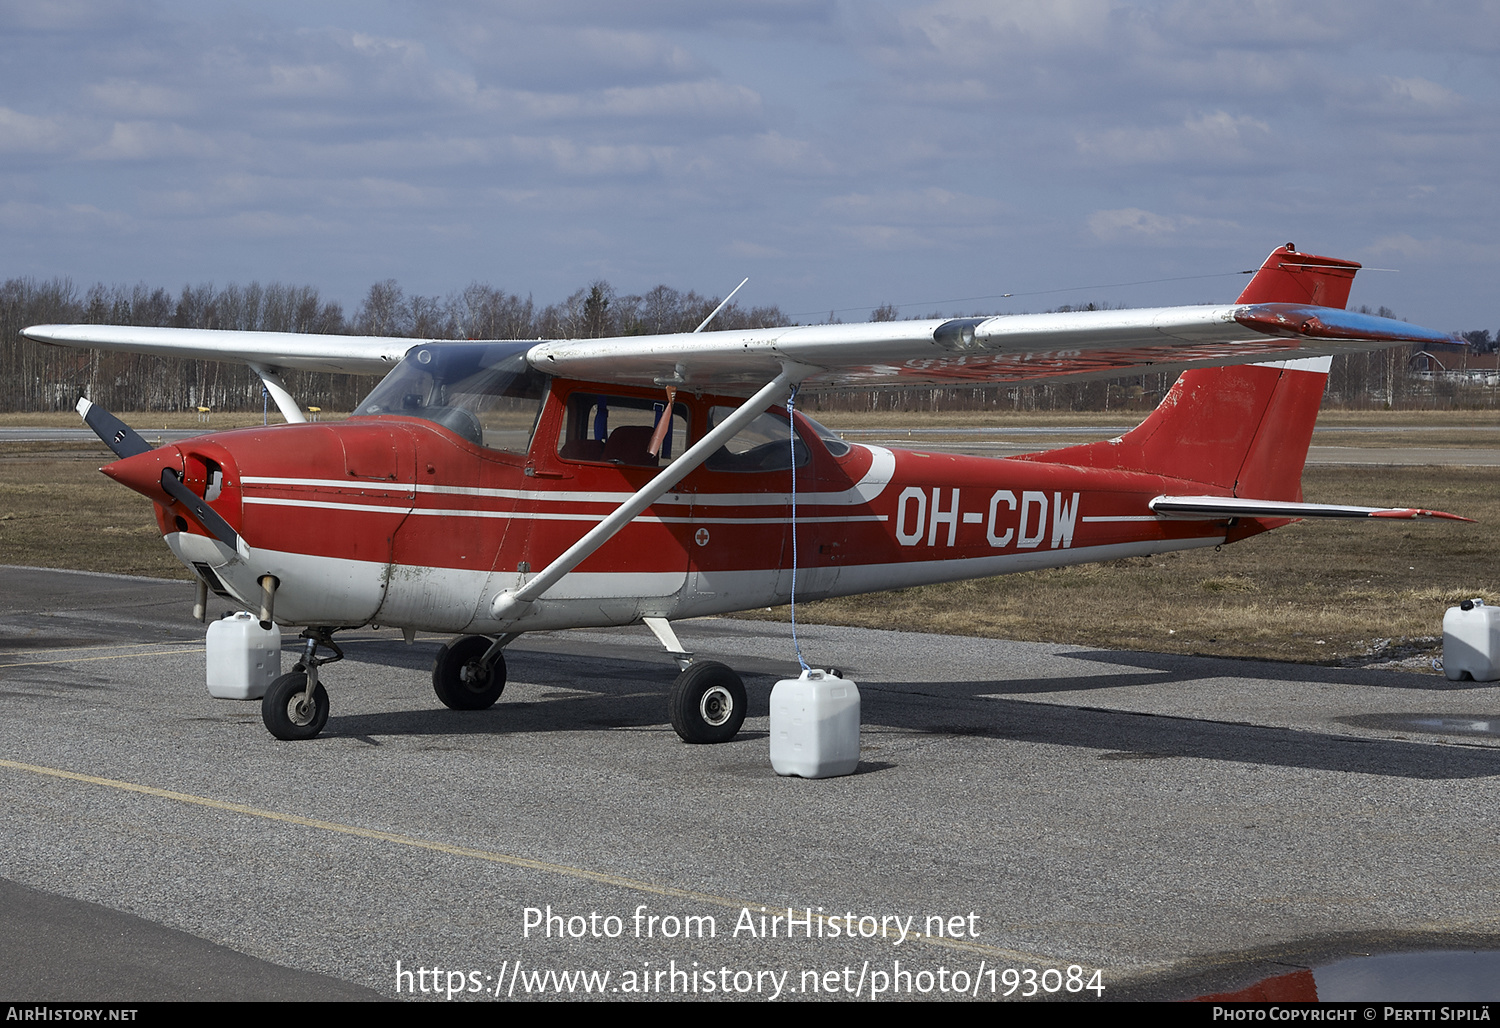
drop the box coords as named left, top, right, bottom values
left=261, top=628, right=342, bottom=741
left=668, top=661, right=747, bottom=744
left=432, top=635, right=508, bottom=710
left=429, top=628, right=748, bottom=745
left=644, top=617, right=746, bottom=744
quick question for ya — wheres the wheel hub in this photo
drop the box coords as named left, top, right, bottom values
left=699, top=685, right=734, bottom=727
left=287, top=696, right=314, bottom=725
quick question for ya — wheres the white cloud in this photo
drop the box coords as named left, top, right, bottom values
left=836, top=223, right=938, bottom=251
left=822, top=187, right=1002, bottom=224
left=82, top=120, right=221, bottom=162
left=724, top=239, right=786, bottom=259
left=87, top=80, right=198, bottom=118
left=0, top=107, right=71, bottom=153
left=476, top=79, right=764, bottom=125
left=506, top=135, right=678, bottom=177
left=263, top=62, right=351, bottom=99
left=1087, top=208, right=1178, bottom=240
left=1086, top=208, right=1239, bottom=242
left=0, top=198, right=130, bottom=234
left=1365, top=233, right=1445, bottom=259
left=1076, top=111, right=1272, bottom=165
left=901, top=0, right=1116, bottom=56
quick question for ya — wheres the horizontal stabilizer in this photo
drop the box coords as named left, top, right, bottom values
left=1150, top=495, right=1472, bottom=522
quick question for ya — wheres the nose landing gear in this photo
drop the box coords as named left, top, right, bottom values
left=261, top=628, right=342, bottom=741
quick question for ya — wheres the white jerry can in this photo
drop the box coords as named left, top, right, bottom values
left=205, top=612, right=283, bottom=699
left=1442, top=599, right=1500, bottom=683
left=769, top=669, right=860, bottom=779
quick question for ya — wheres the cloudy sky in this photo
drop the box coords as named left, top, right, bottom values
left=3, top=0, right=1497, bottom=329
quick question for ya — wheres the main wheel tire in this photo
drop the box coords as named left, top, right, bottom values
left=433, top=635, right=506, bottom=710
left=261, top=671, right=329, bottom=741
left=668, top=661, right=746, bottom=744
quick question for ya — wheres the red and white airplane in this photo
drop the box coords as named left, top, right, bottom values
left=24, top=244, right=1467, bottom=743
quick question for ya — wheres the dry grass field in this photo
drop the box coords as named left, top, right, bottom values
left=1, top=410, right=1494, bottom=668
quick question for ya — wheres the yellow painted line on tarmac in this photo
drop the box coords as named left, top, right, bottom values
left=0, top=647, right=205, bottom=670
left=0, top=640, right=188, bottom=656
left=0, top=756, right=1044, bottom=964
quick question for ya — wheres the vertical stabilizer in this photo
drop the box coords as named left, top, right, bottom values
left=1236, top=243, right=1360, bottom=309
left=1018, top=358, right=1330, bottom=500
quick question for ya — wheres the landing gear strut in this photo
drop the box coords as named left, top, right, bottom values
left=644, top=617, right=747, bottom=744
left=261, top=628, right=342, bottom=741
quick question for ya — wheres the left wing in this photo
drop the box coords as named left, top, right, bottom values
left=526, top=303, right=1455, bottom=394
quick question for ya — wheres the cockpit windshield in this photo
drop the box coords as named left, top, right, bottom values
left=351, top=342, right=549, bottom=453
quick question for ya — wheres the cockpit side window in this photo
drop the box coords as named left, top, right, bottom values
left=557, top=392, right=689, bottom=468
left=800, top=414, right=852, bottom=457
left=705, top=407, right=811, bottom=472
left=351, top=343, right=549, bottom=454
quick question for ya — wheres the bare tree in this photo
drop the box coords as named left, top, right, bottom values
left=356, top=280, right=412, bottom=337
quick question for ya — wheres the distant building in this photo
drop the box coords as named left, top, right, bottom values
left=1408, top=350, right=1500, bottom=387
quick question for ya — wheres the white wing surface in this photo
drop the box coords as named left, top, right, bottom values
left=23, top=246, right=1457, bottom=395
left=526, top=303, right=1456, bottom=394
left=21, top=325, right=414, bottom=375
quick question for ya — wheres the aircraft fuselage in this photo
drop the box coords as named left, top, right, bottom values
left=112, top=375, right=1236, bottom=636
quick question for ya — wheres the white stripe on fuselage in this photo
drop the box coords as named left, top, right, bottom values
left=242, top=494, right=887, bottom=525
left=237, top=444, right=897, bottom=508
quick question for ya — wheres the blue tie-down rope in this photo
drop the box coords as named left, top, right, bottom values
left=787, top=386, right=810, bottom=672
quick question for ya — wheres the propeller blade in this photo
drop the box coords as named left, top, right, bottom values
left=159, top=468, right=251, bottom=561
left=76, top=397, right=152, bottom=459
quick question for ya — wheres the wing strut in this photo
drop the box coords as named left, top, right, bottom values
left=248, top=363, right=306, bottom=424
left=490, top=366, right=804, bottom=622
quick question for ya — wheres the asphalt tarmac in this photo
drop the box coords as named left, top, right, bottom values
left=2, top=566, right=1497, bottom=1003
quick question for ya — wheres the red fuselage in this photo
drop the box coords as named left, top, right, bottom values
left=111, top=376, right=1235, bottom=636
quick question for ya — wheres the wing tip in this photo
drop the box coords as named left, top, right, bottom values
left=1368, top=508, right=1474, bottom=523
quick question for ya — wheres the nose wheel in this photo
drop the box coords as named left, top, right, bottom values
left=262, top=672, right=328, bottom=740
left=260, top=629, right=341, bottom=741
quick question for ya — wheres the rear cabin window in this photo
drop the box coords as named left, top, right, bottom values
left=557, top=393, right=689, bottom=468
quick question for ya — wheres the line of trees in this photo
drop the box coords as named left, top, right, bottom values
left=0, top=276, right=1493, bottom=414
left=0, top=277, right=792, bottom=413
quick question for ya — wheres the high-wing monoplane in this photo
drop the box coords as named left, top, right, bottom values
left=23, top=245, right=1468, bottom=743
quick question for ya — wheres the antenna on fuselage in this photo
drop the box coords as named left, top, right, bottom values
left=693, top=278, right=749, bottom=333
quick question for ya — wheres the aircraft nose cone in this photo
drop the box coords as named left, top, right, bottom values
left=101, top=446, right=182, bottom=505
